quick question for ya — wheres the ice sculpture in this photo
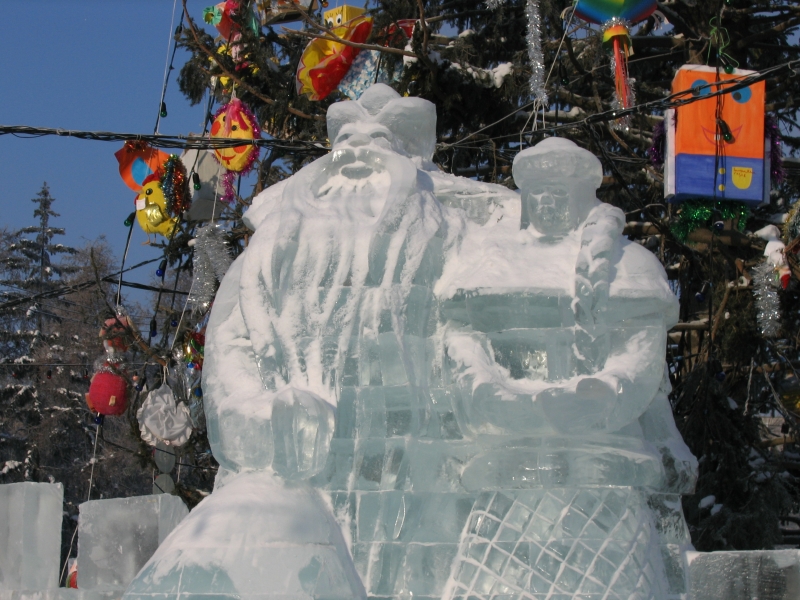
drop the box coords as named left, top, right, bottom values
left=0, top=482, right=63, bottom=591
left=78, top=494, right=187, bottom=591
left=125, top=87, right=695, bottom=600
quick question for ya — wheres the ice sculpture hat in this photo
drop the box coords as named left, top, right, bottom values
left=326, top=83, right=437, bottom=160
left=513, top=137, right=604, bottom=234
left=512, top=137, right=603, bottom=189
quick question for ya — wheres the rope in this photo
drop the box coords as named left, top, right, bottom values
left=58, top=417, right=102, bottom=586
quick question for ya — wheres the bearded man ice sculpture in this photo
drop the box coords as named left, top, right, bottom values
left=125, top=87, right=696, bottom=600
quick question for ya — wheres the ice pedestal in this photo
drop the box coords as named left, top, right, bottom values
left=688, top=549, right=800, bottom=600
left=0, top=591, right=119, bottom=600
left=0, top=482, right=64, bottom=591
left=77, top=494, right=188, bottom=592
left=122, top=470, right=366, bottom=600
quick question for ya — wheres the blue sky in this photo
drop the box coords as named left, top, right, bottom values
left=1, top=0, right=221, bottom=288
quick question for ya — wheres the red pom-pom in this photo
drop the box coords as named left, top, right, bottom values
left=87, top=370, right=128, bottom=416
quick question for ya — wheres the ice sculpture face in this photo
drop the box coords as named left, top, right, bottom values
left=124, top=92, right=697, bottom=600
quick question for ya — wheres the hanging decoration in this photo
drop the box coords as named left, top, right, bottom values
left=188, top=224, right=234, bottom=312
left=753, top=261, right=782, bottom=338
left=766, top=114, right=785, bottom=185
left=670, top=199, right=749, bottom=243
left=86, top=309, right=133, bottom=416
left=100, top=313, right=132, bottom=354
left=296, top=6, right=373, bottom=101
left=337, top=49, right=381, bottom=101
left=137, top=383, right=193, bottom=447
left=135, top=174, right=179, bottom=238
left=210, top=97, right=261, bottom=203
left=649, top=120, right=665, bottom=166
left=160, top=154, right=192, bottom=216
left=574, top=0, right=657, bottom=121
left=259, top=0, right=319, bottom=26
left=664, top=64, right=768, bottom=205
left=114, top=141, right=170, bottom=192
left=185, top=331, right=206, bottom=371
left=203, top=1, right=259, bottom=40
left=525, top=0, right=547, bottom=104
left=337, top=18, right=416, bottom=100
left=86, top=359, right=129, bottom=416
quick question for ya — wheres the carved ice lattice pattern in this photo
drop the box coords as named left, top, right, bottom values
left=444, top=488, right=664, bottom=600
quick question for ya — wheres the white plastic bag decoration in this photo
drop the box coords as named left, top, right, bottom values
left=137, top=383, right=193, bottom=447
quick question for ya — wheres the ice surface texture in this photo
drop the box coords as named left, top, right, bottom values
left=125, top=87, right=695, bottom=600
left=0, top=483, right=63, bottom=591
left=78, top=494, right=187, bottom=591
left=688, top=550, right=800, bottom=599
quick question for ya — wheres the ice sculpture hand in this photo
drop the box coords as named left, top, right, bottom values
left=270, top=387, right=335, bottom=480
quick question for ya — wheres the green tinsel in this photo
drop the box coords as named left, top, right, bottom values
left=671, top=200, right=749, bottom=243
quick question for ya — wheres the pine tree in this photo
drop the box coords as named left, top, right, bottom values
left=167, top=0, right=800, bottom=549
left=0, top=185, right=159, bottom=580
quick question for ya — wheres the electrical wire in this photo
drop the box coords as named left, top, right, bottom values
left=443, top=56, right=800, bottom=149
left=0, top=125, right=328, bottom=152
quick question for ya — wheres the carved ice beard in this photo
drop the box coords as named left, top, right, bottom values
left=239, top=146, right=447, bottom=402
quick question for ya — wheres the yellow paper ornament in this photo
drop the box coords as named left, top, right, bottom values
left=135, top=177, right=178, bottom=238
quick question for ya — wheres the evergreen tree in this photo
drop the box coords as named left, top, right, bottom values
left=167, top=0, right=800, bottom=550
left=0, top=185, right=157, bottom=581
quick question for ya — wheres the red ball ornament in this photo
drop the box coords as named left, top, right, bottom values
left=86, top=370, right=129, bottom=416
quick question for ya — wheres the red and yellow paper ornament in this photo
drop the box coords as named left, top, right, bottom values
left=664, top=65, right=768, bottom=205
left=296, top=6, right=373, bottom=101
left=210, top=97, right=261, bottom=203
left=114, top=141, right=170, bottom=192
left=574, top=0, right=658, bottom=119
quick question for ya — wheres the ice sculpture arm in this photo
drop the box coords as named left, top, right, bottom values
left=444, top=322, right=667, bottom=436
left=537, top=325, right=667, bottom=434
left=203, top=255, right=334, bottom=478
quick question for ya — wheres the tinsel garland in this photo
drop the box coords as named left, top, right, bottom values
left=671, top=200, right=749, bottom=243
left=160, top=155, right=191, bottom=216
left=765, top=114, right=785, bottom=185
left=525, top=0, right=548, bottom=104
left=188, top=224, right=233, bottom=312
left=784, top=200, right=800, bottom=243
left=485, top=0, right=506, bottom=8
left=752, top=260, right=781, bottom=338
left=649, top=120, right=665, bottom=166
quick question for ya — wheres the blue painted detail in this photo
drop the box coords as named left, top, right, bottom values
left=691, top=79, right=711, bottom=97
left=673, top=154, right=765, bottom=204
left=731, top=86, right=752, bottom=104
left=131, top=157, right=153, bottom=186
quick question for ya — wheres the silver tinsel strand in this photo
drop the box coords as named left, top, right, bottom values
left=525, top=0, right=548, bottom=104
left=188, top=224, right=233, bottom=313
left=753, top=261, right=781, bottom=338
left=485, top=0, right=506, bottom=9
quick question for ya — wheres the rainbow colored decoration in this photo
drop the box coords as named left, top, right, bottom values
left=573, top=0, right=657, bottom=25
left=664, top=65, right=768, bottom=205
left=574, top=0, right=658, bottom=117
left=296, top=7, right=373, bottom=101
